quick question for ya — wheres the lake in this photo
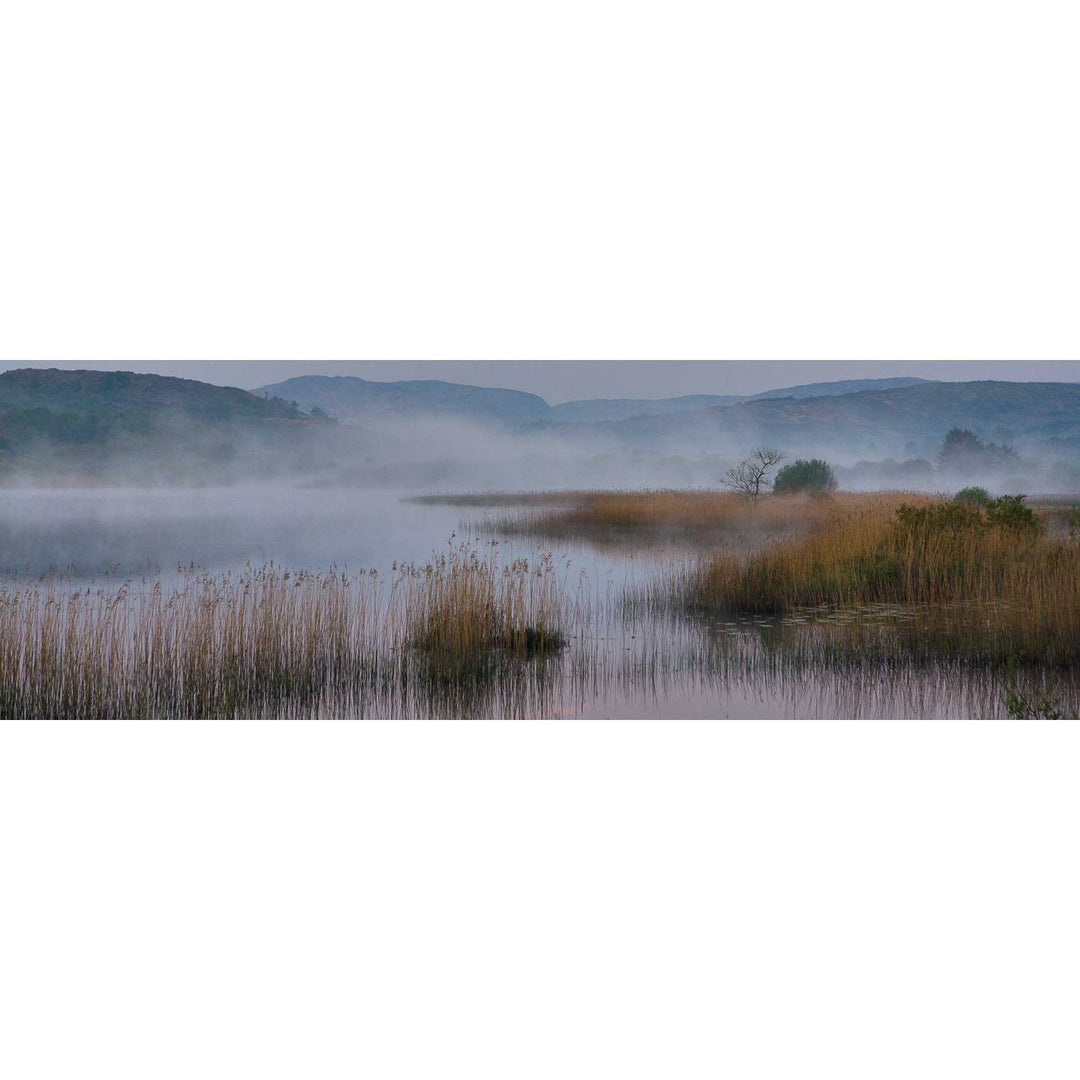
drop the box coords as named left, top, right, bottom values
left=0, top=486, right=1070, bottom=718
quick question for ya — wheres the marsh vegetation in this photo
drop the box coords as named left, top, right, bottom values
left=0, top=545, right=568, bottom=719
left=3, top=487, right=1078, bottom=718
left=417, top=487, right=1080, bottom=717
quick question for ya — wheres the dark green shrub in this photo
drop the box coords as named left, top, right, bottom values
left=954, top=486, right=991, bottom=506
left=985, top=495, right=1042, bottom=536
left=773, top=459, right=838, bottom=494
left=896, top=495, right=1041, bottom=540
left=938, top=428, right=1021, bottom=472
left=895, top=502, right=985, bottom=535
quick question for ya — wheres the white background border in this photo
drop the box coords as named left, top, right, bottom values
left=2, top=1, right=1079, bottom=361
left=3, top=2, right=1080, bottom=1077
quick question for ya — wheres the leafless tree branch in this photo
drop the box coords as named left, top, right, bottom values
left=721, top=446, right=786, bottom=498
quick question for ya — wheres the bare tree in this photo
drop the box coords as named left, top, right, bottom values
left=721, top=447, right=786, bottom=498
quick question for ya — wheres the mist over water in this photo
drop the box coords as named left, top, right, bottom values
left=1, top=484, right=1072, bottom=718
left=222, top=411, right=1080, bottom=497
left=0, top=487, right=472, bottom=578
left=3, top=364, right=1079, bottom=717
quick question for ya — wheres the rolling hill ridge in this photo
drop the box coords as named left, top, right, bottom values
left=0, top=368, right=336, bottom=482
left=253, top=374, right=932, bottom=427
left=3, top=368, right=1079, bottom=487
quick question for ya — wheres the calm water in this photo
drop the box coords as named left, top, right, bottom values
left=0, top=487, right=470, bottom=577
left=0, top=486, right=1068, bottom=718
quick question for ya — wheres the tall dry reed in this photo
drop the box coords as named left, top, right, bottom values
left=490, top=489, right=842, bottom=547
left=689, top=493, right=1080, bottom=663
left=0, top=543, right=569, bottom=719
left=393, top=541, right=565, bottom=661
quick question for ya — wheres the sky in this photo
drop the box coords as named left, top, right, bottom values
left=2, top=360, right=1079, bottom=403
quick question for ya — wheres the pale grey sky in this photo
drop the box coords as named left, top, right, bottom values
left=3, top=360, right=1079, bottom=403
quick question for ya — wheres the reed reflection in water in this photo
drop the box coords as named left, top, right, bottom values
left=0, top=551, right=1071, bottom=718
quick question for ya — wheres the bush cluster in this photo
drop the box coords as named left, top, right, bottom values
left=897, top=494, right=1041, bottom=538
left=953, top=486, right=991, bottom=506
left=773, top=459, right=838, bottom=494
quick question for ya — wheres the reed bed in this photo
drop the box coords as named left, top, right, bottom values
left=407, top=492, right=588, bottom=508
left=687, top=492, right=1080, bottom=664
left=3, top=490, right=1078, bottom=718
left=0, top=544, right=569, bottom=719
left=488, top=489, right=844, bottom=547
left=394, top=542, right=565, bottom=662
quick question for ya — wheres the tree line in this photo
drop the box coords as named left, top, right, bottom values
left=721, top=426, right=1018, bottom=497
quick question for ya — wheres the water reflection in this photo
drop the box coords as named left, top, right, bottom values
left=0, top=488, right=1072, bottom=718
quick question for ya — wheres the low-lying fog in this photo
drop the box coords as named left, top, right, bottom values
left=0, top=485, right=654, bottom=581
left=271, top=415, right=1080, bottom=496
left=0, top=488, right=472, bottom=578
left=2, top=413, right=1078, bottom=579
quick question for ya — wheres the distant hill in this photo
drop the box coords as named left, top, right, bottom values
left=6, top=367, right=1079, bottom=488
left=0, top=368, right=302, bottom=420
left=253, top=375, right=551, bottom=426
left=605, top=380, right=1080, bottom=458
left=254, top=374, right=932, bottom=428
left=0, top=368, right=338, bottom=482
left=747, top=376, right=928, bottom=401
left=547, top=394, right=742, bottom=423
